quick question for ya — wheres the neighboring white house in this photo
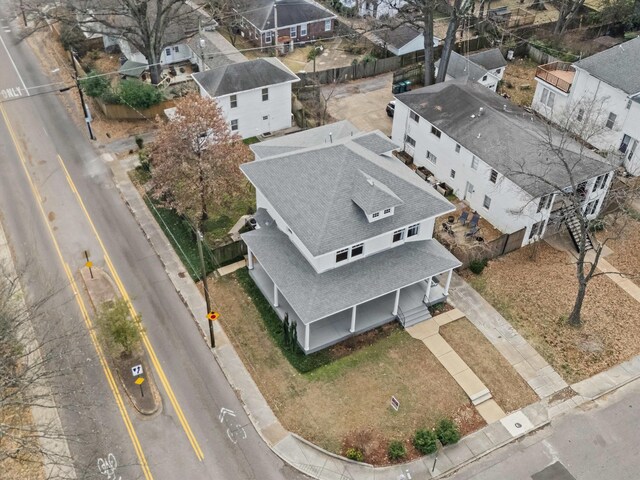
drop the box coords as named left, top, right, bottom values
left=369, top=24, right=440, bottom=56
left=191, top=58, right=299, bottom=139
left=532, top=36, right=640, bottom=174
left=340, top=0, right=406, bottom=18
left=391, top=81, right=616, bottom=248
left=435, top=49, right=506, bottom=92
left=241, top=124, right=461, bottom=353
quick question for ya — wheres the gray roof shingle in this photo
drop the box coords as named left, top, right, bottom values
left=436, top=51, right=489, bottom=82
left=241, top=136, right=455, bottom=256
left=396, top=81, right=616, bottom=197
left=238, top=0, right=335, bottom=30
left=191, top=57, right=298, bottom=97
left=351, top=170, right=404, bottom=216
left=468, top=48, right=507, bottom=71
left=574, top=36, right=640, bottom=95
left=242, top=221, right=461, bottom=323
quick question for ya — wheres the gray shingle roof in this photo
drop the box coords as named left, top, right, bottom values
left=574, top=36, right=640, bottom=95
left=468, top=48, right=507, bottom=71
left=251, top=120, right=359, bottom=159
left=351, top=170, right=404, bottom=216
left=376, top=24, right=422, bottom=50
left=191, top=57, right=298, bottom=97
left=396, top=81, right=616, bottom=197
left=352, top=132, right=399, bottom=154
left=187, top=30, right=246, bottom=70
left=436, top=51, right=489, bottom=82
left=238, top=0, right=335, bottom=31
left=242, top=222, right=461, bottom=323
left=241, top=136, right=455, bottom=256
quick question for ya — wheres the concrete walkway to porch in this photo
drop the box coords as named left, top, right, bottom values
left=406, top=309, right=507, bottom=424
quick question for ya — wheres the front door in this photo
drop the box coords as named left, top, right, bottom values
left=464, top=181, right=474, bottom=200
left=262, top=114, right=270, bottom=134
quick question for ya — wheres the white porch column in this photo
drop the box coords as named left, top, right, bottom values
left=304, top=323, right=310, bottom=351
left=444, top=269, right=453, bottom=295
left=350, top=305, right=357, bottom=333
left=273, top=283, right=279, bottom=307
left=392, top=288, right=400, bottom=316
left=247, top=248, right=254, bottom=270
left=425, top=276, right=433, bottom=303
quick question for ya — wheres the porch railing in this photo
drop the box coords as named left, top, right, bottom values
left=535, top=62, right=574, bottom=93
left=395, top=306, right=406, bottom=327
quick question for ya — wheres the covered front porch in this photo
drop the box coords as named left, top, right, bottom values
left=248, top=253, right=452, bottom=354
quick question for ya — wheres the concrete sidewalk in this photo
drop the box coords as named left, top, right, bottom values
left=108, top=153, right=640, bottom=479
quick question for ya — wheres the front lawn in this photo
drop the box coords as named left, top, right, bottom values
left=210, top=271, right=485, bottom=464
left=463, top=240, right=640, bottom=383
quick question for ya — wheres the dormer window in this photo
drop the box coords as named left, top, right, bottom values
left=336, top=248, right=349, bottom=262
left=407, top=223, right=420, bottom=237
left=372, top=212, right=380, bottom=218
left=393, top=229, right=405, bottom=243
left=351, top=243, right=364, bottom=257
left=384, top=208, right=391, bottom=214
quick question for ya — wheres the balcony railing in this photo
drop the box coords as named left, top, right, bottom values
left=535, top=62, right=575, bottom=93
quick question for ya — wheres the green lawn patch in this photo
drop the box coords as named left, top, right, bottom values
left=243, top=136, right=260, bottom=145
left=235, top=267, right=332, bottom=372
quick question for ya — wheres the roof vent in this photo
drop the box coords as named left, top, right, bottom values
left=478, top=107, right=484, bottom=116
left=367, top=178, right=374, bottom=186
left=329, top=132, right=333, bottom=143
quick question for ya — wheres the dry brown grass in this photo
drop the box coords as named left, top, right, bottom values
left=499, top=58, right=538, bottom=107
left=463, top=241, right=640, bottom=383
left=440, top=318, right=538, bottom=413
left=1, top=405, right=45, bottom=480
left=598, top=217, right=640, bottom=283
left=211, top=274, right=484, bottom=464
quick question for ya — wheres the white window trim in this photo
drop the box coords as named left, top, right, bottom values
left=324, top=19, right=331, bottom=31
left=301, top=23, right=308, bottom=36
left=230, top=119, right=238, bottom=131
left=290, top=26, right=297, bottom=38
left=471, top=156, right=479, bottom=170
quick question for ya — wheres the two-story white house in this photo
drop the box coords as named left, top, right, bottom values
left=240, top=125, right=461, bottom=353
left=339, top=0, right=406, bottom=18
left=532, top=36, right=640, bottom=174
left=391, top=81, right=616, bottom=249
left=191, top=58, right=299, bottom=139
left=435, top=49, right=507, bottom=92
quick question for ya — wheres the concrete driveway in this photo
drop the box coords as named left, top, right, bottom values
left=322, top=73, right=394, bottom=136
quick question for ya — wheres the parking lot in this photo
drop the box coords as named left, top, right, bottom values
left=322, top=73, right=395, bottom=136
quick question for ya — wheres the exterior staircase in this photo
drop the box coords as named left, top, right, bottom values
left=397, top=304, right=432, bottom=328
left=564, top=208, right=594, bottom=252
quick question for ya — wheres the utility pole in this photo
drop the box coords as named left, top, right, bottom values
left=20, top=0, right=27, bottom=26
left=198, top=18, right=206, bottom=72
left=70, top=50, right=95, bottom=140
left=273, top=1, right=278, bottom=54
left=197, top=230, right=215, bottom=348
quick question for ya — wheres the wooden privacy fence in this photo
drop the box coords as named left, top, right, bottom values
left=211, top=239, right=247, bottom=267
left=95, top=98, right=176, bottom=120
left=439, top=227, right=526, bottom=267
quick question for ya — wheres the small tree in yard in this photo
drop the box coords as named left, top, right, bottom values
left=79, top=70, right=110, bottom=98
left=509, top=98, right=639, bottom=327
left=96, top=299, right=141, bottom=358
left=118, top=79, right=163, bottom=110
left=150, top=94, right=249, bottom=232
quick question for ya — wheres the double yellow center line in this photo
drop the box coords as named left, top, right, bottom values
left=0, top=102, right=204, bottom=477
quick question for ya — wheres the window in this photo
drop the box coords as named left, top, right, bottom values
left=455, top=144, right=461, bottom=153
left=351, top=243, right=364, bottom=257
left=324, top=19, right=331, bottom=31
left=290, top=26, right=296, bottom=38
left=577, top=108, right=584, bottom=121
left=471, top=156, right=479, bottom=170
left=383, top=208, right=391, bottom=214
left=407, top=223, right=420, bottom=237
left=585, top=199, right=599, bottom=216
left=372, top=212, right=380, bottom=218
left=174, top=46, right=179, bottom=52
left=230, top=119, right=238, bottom=131
left=165, top=48, right=171, bottom=55
left=537, top=194, right=552, bottom=212
left=426, top=150, right=437, bottom=164
left=483, top=195, right=492, bottom=210
left=392, top=229, right=405, bottom=242
left=230, top=95, right=237, bottom=108
left=265, top=31, right=272, bottom=43
left=405, top=135, right=416, bottom=147
left=450, top=169, right=456, bottom=179
left=529, top=221, right=544, bottom=240
left=594, top=173, right=609, bottom=190
left=410, top=111, right=419, bottom=122
left=489, top=169, right=498, bottom=183
left=606, top=112, right=616, bottom=129
left=431, top=126, right=441, bottom=138
left=482, top=75, right=488, bottom=81
left=301, top=23, right=308, bottom=36
left=262, top=88, right=269, bottom=101
left=620, top=134, right=631, bottom=153
left=496, top=68, right=502, bottom=74
left=540, top=88, right=555, bottom=108
left=336, top=248, right=349, bottom=262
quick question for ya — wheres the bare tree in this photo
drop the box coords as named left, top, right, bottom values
left=509, top=99, right=634, bottom=327
left=205, top=0, right=243, bottom=47
left=150, top=94, right=250, bottom=231
left=21, top=0, right=205, bottom=84
left=554, top=0, right=586, bottom=35
left=435, top=0, right=473, bottom=84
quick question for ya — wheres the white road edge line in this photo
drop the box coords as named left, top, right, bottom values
left=0, top=32, right=30, bottom=96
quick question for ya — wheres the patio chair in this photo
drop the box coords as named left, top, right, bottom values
left=465, top=226, right=480, bottom=238
left=458, top=211, right=469, bottom=225
left=468, top=212, right=480, bottom=230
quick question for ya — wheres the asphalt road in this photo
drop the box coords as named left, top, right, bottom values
left=0, top=8, right=303, bottom=480
left=451, top=379, right=640, bottom=480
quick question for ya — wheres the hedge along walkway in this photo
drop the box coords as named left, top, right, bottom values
left=406, top=310, right=506, bottom=425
